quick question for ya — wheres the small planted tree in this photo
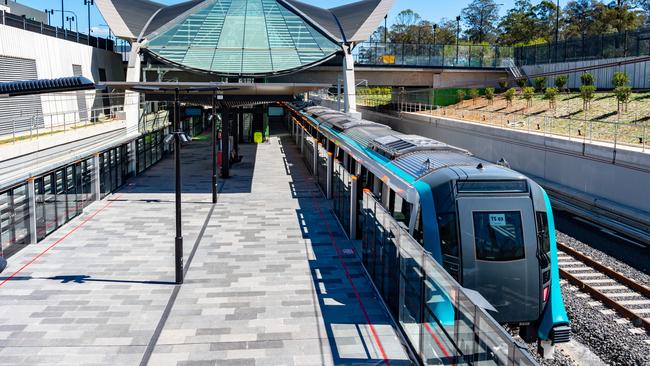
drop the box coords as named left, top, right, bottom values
left=554, top=75, right=568, bottom=92
left=615, top=86, right=632, bottom=114
left=485, top=87, right=495, bottom=105
left=534, top=76, right=547, bottom=92
left=612, top=71, right=630, bottom=88
left=579, top=85, right=597, bottom=111
left=516, top=78, right=527, bottom=90
left=504, top=88, right=516, bottom=107
left=544, top=87, right=558, bottom=110
left=580, top=72, right=595, bottom=86
left=498, top=80, right=508, bottom=92
left=469, top=88, right=480, bottom=105
left=522, top=87, right=535, bottom=109
left=456, top=89, right=466, bottom=104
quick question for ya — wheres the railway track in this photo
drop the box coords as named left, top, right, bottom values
left=557, top=242, right=650, bottom=332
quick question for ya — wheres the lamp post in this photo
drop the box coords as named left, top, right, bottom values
left=211, top=92, right=219, bottom=204
left=66, top=16, right=76, bottom=32
left=384, top=14, right=388, bottom=43
left=61, top=0, right=65, bottom=28
left=172, top=88, right=183, bottom=284
left=84, top=0, right=94, bottom=37
left=433, top=24, right=437, bottom=45
left=456, top=15, right=461, bottom=65
left=44, top=9, right=54, bottom=25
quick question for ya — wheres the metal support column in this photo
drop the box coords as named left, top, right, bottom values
left=173, top=88, right=184, bottom=284
left=94, top=153, right=101, bottom=201
left=350, top=176, right=358, bottom=239
left=238, top=107, right=244, bottom=144
left=300, top=128, right=304, bottom=153
left=221, top=107, right=231, bottom=179
left=27, top=179, right=37, bottom=244
left=211, top=94, right=218, bottom=204
left=233, top=108, right=240, bottom=161
left=326, top=152, right=333, bottom=199
left=312, top=138, right=318, bottom=177
left=129, top=140, right=137, bottom=177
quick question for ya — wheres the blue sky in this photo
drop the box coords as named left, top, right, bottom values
left=16, top=0, right=569, bottom=37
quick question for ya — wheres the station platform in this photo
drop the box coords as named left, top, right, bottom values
left=0, top=133, right=414, bottom=366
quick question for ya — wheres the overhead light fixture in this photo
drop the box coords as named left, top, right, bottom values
left=164, top=134, right=174, bottom=145
left=179, top=133, right=190, bottom=143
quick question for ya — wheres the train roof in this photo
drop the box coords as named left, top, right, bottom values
left=302, top=105, right=492, bottom=180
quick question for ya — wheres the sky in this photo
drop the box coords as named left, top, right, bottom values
left=13, top=0, right=570, bottom=37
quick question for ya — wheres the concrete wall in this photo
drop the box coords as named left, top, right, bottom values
left=320, top=99, right=650, bottom=237
left=521, top=56, right=650, bottom=89
left=0, top=24, right=125, bottom=128
left=276, top=65, right=509, bottom=88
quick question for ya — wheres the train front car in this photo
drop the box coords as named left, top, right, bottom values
left=419, top=158, right=570, bottom=349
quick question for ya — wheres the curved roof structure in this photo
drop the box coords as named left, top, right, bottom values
left=96, top=0, right=394, bottom=76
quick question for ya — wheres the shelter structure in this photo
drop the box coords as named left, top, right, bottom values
left=96, top=0, right=394, bottom=117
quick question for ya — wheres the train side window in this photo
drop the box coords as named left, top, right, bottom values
left=536, top=212, right=551, bottom=253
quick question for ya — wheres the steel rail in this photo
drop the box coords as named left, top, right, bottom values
left=557, top=242, right=650, bottom=331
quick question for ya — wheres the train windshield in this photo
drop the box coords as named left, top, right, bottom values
left=473, top=211, right=525, bottom=261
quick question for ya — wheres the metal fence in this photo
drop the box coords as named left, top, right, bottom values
left=515, top=28, right=650, bottom=66
left=0, top=10, right=115, bottom=51
left=354, top=42, right=514, bottom=69
left=0, top=127, right=168, bottom=257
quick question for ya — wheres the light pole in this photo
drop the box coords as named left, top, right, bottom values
left=433, top=24, right=437, bottom=45
left=84, top=0, right=94, bottom=37
left=555, top=0, right=560, bottom=44
left=456, top=15, right=461, bottom=65
left=44, top=9, right=54, bottom=25
left=66, top=16, right=76, bottom=32
left=211, top=93, right=219, bottom=204
left=384, top=14, right=388, bottom=43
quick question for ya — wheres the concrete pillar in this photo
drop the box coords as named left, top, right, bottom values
left=350, top=175, right=358, bottom=239
left=27, top=179, right=37, bottom=244
left=94, top=153, right=101, bottom=201
left=313, top=138, right=318, bottom=177
left=326, top=152, right=333, bottom=199
left=129, top=140, right=137, bottom=177
left=124, top=43, right=143, bottom=138
left=342, top=43, right=358, bottom=115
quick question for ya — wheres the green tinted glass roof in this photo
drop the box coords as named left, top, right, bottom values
left=144, top=0, right=341, bottom=76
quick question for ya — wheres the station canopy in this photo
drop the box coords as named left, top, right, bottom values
left=96, top=0, right=394, bottom=76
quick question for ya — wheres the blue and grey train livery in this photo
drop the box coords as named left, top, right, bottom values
left=285, top=102, right=571, bottom=346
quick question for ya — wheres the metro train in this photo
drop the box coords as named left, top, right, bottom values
left=284, top=102, right=570, bottom=347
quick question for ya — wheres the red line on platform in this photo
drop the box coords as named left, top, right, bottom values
left=0, top=194, right=123, bottom=287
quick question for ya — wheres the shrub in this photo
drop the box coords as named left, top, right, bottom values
left=580, top=73, right=594, bottom=86
left=614, top=86, right=632, bottom=113
left=498, top=80, right=508, bottom=92
left=534, top=76, right=547, bottom=92
left=579, top=85, right=597, bottom=111
left=504, top=88, right=516, bottom=107
left=554, top=75, right=568, bottom=92
left=612, top=71, right=630, bottom=88
left=522, top=87, right=535, bottom=108
left=456, top=89, right=466, bottom=103
left=544, top=87, right=558, bottom=109
left=469, top=88, right=480, bottom=104
left=485, top=87, right=495, bottom=105
left=516, top=78, right=527, bottom=89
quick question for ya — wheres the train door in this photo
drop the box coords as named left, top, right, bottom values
left=456, top=196, right=540, bottom=323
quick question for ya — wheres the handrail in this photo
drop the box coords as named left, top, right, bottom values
left=360, top=191, right=538, bottom=365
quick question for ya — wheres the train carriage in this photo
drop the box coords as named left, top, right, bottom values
left=284, top=102, right=571, bottom=348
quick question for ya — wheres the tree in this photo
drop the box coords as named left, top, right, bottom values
left=504, top=88, right=516, bottom=107
left=498, top=0, right=558, bottom=45
left=581, top=72, right=595, bottom=86
left=391, top=10, right=422, bottom=43
left=456, top=89, right=466, bottom=103
left=562, top=0, right=602, bottom=39
left=516, top=78, right=528, bottom=90
left=545, top=87, right=559, bottom=109
left=485, top=87, right=495, bottom=105
left=534, top=76, right=547, bottom=92
left=434, top=18, right=461, bottom=44
left=522, top=87, right=535, bottom=109
left=469, top=89, right=480, bottom=105
left=615, top=86, right=632, bottom=113
left=461, top=0, right=501, bottom=43
left=554, top=75, right=568, bottom=92
left=579, top=85, right=597, bottom=111
left=612, top=71, right=630, bottom=87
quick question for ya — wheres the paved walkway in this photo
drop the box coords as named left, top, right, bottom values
left=0, top=133, right=413, bottom=366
